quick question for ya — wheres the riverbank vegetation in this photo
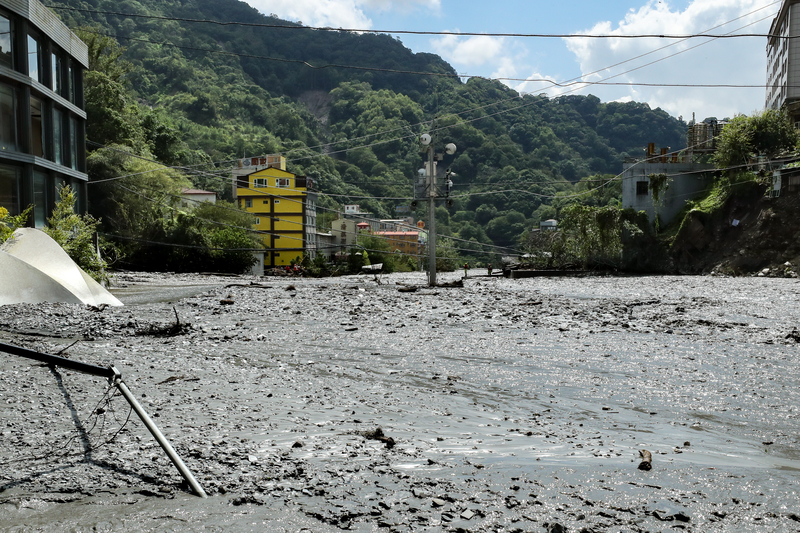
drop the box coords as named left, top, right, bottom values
left=519, top=108, right=800, bottom=274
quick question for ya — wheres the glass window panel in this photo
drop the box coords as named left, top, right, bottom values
left=72, top=180, right=84, bottom=212
left=69, top=116, right=77, bottom=169
left=0, top=84, right=16, bottom=151
left=51, top=53, right=62, bottom=94
left=0, top=14, right=12, bottom=69
left=68, top=65, right=75, bottom=103
left=33, top=171, right=47, bottom=227
left=53, top=109, right=62, bottom=164
left=29, top=96, right=44, bottom=157
left=0, top=163, right=19, bottom=214
left=27, top=35, right=40, bottom=83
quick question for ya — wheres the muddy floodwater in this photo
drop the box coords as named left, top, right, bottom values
left=2, top=271, right=800, bottom=532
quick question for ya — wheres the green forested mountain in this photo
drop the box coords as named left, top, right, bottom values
left=47, top=0, right=687, bottom=262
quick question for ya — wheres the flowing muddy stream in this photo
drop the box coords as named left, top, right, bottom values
left=1, top=271, right=800, bottom=532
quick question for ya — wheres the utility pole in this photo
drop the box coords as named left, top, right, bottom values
left=418, top=132, right=455, bottom=287
left=426, top=142, right=437, bottom=286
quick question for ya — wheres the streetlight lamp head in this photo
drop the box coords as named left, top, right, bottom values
left=420, top=133, right=432, bottom=146
left=445, top=143, right=457, bottom=155
left=418, top=168, right=426, bottom=177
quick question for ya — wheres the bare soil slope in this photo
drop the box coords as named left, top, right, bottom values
left=671, top=183, right=800, bottom=276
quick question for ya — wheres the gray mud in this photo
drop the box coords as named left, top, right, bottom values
left=2, top=271, right=800, bottom=532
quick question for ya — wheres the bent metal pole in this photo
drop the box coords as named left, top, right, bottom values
left=0, top=342, right=207, bottom=498
left=109, top=366, right=207, bottom=498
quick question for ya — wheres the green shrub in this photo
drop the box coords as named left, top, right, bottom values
left=45, top=184, right=108, bottom=283
left=0, top=206, right=31, bottom=242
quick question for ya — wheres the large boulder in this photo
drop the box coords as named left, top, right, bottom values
left=0, top=228, right=122, bottom=307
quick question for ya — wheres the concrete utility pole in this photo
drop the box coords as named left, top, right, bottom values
left=419, top=133, right=456, bottom=287
left=426, top=143, right=437, bottom=286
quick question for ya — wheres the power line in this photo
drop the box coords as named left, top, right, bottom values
left=64, top=0, right=780, bottom=175
left=113, top=182, right=300, bottom=240
left=67, top=3, right=781, bottom=254
left=73, top=28, right=785, bottom=92
left=72, top=5, right=779, bottom=176
left=435, top=14, right=774, bottom=139
left=86, top=141, right=238, bottom=184
left=93, top=136, right=767, bottom=259
left=338, top=0, right=778, bottom=154
left=48, top=5, right=786, bottom=40
left=100, top=232, right=264, bottom=251
left=169, top=174, right=523, bottom=256
left=549, top=2, right=779, bottom=94
left=545, top=10, right=778, bottom=99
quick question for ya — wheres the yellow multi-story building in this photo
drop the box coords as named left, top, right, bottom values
left=232, top=155, right=316, bottom=268
left=374, top=231, right=421, bottom=257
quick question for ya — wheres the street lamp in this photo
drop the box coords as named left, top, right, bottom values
left=418, top=133, right=456, bottom=287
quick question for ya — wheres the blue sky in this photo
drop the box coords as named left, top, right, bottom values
left=245, top=0, right=780, bottom=121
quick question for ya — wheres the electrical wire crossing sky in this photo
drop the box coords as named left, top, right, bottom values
left=247, top=0, right=780, bottom=121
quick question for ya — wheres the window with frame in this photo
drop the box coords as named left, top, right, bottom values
left=276, top=178, right=290, bottom=187
left=636, top=181, right=649, bottom=195
left=33, top=171, right=47, bottom=227
left=0, top=83, right=17, bottom=151
left=68, top=65, right=75, bottom=103
left=253, top=178, right=268, bottom=188
left=255, top=217, right=261, bottom=225
left=51, top=52, right=62, bottom=94
left=245, top=198, right=252, bottom=208
left=30, top=97, right=45, bottom=157
left=69, top=116, right=78, bottom=169
left=0, top=163, right=19, bottom=213
left=274, top=199, right=280, bottom=204
left=27, top=35, right=42, bottom=83
left=53, top=109, right=62, bottom=164
left=0, top=14, right=13, bottom=69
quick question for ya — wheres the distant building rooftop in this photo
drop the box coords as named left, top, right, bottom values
left=375, top=231, right=419, bottom=236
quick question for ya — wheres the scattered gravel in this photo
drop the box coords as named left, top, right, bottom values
left=2, top=270, right=800, bottom=531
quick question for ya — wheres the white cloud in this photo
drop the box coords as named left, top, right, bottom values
left=360, top=0, right=440, bottom=13
left=491, top=56, right=519, bottom=81
left=431, top=34, right=508, bottom=68
left=245, top=0, right=439, bottom=29
left=561, top=0, right=776, bottom=119
left=245, top=0, right=370, bottom=28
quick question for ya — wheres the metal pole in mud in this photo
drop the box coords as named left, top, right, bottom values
left=110, top=366, right=207, bottom=498
left=0, top=342, right=206, bottom=498
left=0, top=341, right=114, bottom=378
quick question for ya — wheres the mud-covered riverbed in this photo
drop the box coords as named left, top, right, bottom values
left=2, top=271, right=800, bottom=532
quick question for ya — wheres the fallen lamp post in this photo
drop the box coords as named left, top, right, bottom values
left=0, top=341, right=207, bottom=498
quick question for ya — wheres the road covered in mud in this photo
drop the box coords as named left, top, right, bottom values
left=1, top=271, right=800, bottom=532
